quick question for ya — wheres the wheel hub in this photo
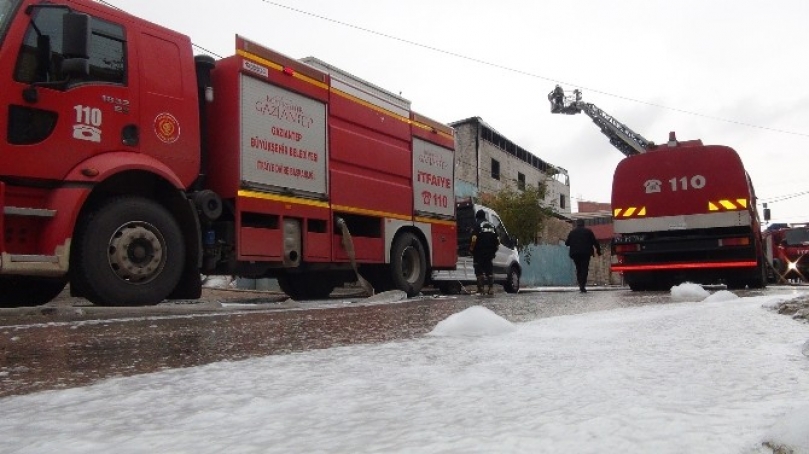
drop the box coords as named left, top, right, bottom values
left=400, top=245, right=421, bottom=282
left=108, top=223, right=165, bottom=283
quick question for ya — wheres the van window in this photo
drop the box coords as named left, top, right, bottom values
left=491, top=214, right=509, bottom=243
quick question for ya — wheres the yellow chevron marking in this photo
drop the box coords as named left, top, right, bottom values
left=613, top=208, right=623, bottom=217
left=708, top=201, right=720, bottom=211
left=624, top=207, right=637, bottom=217
left=638, top=207, right=646, bottom=216
left=736, top=199, right=747, bottom=208
left=719, top=199, right=737, bottom=209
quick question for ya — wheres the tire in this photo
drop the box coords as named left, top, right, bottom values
left=0, top=276, right=67, bottom=307
left=726, top=261, right=769, bottom=290
left=71, top=197, right=185, bottom=306
left=277, top=273, right=336, bottom=300
left=389, top=232, right=426, bottom=297
left=725, top=279, right=746, bottom=290
left=503, top=265, right=521, bottom=293
left=746, top=261, right=768, bottom=289
left=625, top=274, right=651, bottom=291
left=626, top=273, right=670, bottom=291
left=364, top=265, right=393, bottom=293
left=437, top=281, right=463, bottom=295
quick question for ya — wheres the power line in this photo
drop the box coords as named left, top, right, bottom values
left=762, top=190, right=809, bottom=204
left=96, top=1, right=809, bottom=211
left=99, top=0, right=808, bottom=138
left=257, top=0, right=809, bottom=139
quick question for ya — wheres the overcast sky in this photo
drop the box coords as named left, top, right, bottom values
left=105, top=0, right=809, bottom=224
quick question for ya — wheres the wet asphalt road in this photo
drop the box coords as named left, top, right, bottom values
left=0, top=285, right=793, bottom=397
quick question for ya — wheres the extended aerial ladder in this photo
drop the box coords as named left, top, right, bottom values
left=548, top=85, right=654, bottom=157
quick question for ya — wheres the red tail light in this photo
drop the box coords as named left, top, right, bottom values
left=719, top=237, right=750, bottom=247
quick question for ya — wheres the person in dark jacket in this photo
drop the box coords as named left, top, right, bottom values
left=470, top=209, right=500, bottom=295
left=565, top=219, right=601, bottom=293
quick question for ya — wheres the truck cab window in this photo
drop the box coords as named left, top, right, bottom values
left=785, top=229, right=809, bottom=246
left=14, top=6, right=125, bottom=86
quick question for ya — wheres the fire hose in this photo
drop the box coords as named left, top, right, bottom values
left=335, top=217, right=375, bottom=296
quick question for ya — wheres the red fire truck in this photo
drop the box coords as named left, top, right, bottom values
left=550, top=87, right=768, bottom=290
left=763, top=223, right=809, bottom=283
left=0, top=0, right=457, bottom=306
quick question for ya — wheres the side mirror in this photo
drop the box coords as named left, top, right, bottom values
left=62, top=12, right=90, bottom=77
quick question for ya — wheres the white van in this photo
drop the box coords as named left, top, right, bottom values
left=431, top=201, right=521, bottom=294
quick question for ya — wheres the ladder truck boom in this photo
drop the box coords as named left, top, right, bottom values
left=548, top=85, right=654, bottom=157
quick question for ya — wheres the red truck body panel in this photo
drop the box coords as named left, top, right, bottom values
left=612, top=145, right=752, bottom=226
left=610, top=142, right=766, bottom=289
left=204, top=37, right=456, bottom=268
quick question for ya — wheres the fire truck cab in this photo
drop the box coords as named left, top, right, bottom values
left=764, top=223, right=809, bottom=283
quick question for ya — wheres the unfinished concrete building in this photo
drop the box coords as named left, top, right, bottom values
left=450, top=117, right=570, bottom=217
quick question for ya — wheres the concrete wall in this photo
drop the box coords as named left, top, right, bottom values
left=519, top=244, right=576, bottom=286
left=520, top=242, right=617, bottom=287
left=519, top=216, right=619, bottom=287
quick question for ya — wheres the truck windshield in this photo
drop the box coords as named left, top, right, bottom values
left=0, top=0, right=20, bottom=45
left=784, top=228, right=809, bottom=246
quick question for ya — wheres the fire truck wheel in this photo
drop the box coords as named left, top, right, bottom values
left=0, top=277, right=67, bottom=307
left=747, top=261, right=768, bottom=289
left=436, top=281, right=463, bottom=295
left=72, top=197, right=185, bottom=306
left=626, top=275, right=652, bottom=291
left=503, top=265, right=521, bottom=293
left=389, top=232, right=426, bottom=297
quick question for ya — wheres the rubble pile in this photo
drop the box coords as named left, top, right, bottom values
left=775, top=295, right=809, bottom=323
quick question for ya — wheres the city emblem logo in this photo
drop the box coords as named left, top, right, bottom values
left=154, top=112, right=180, bottom=144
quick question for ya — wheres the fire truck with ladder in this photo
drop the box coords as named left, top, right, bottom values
left=549, top=86, right=768, bottom=290
left=0, top=0, right=459, bottom=306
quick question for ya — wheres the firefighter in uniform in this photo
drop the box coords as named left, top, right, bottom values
left=470, top=209, right=500, bottom=295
